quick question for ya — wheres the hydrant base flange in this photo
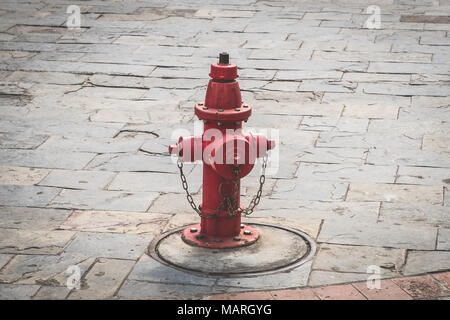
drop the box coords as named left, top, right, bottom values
left=181, top=223, right=259, bottom=249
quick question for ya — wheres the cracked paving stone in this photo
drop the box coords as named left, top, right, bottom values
left=317, top=132, right=421, bottom=149
left=0, top=229, right=75, bottom=255
left=64, top=232, right=153, bottom=260
left=140, top=138, right=172, bottom=155
left=86, top=153, right=177, bottom=173
left=49, top=189, right=158, bottom=212
left=308, top=270, right=369, bottom=287
left=403, top=251, right=450, bottom=275
left=279, top=129, right=318, bottom=146
left=0, top=284, right=40, bottom=300
left=0, top=166, right=50, bottom=186
left=437, top=228, right=450, bottom=250
left=90, top=109, right=150, bottom=124
left=38, top=170, right=116, bottom=190
left=0, top=206, right=71, bottom=230
left=38, top=136, right=146, bottom=153
left=32, top=286, right=71, bottom=300
left=361, top=82, right=448, bottom=97
left=0, top=149, right=96, bottom=170
left=215, top=261, right=312, bottom=291
left=396, top=166, right=450, bottom=186
left=68, top=258, right=135, bottom=300
left=272, top=180, right=348, bottom=201
left=0, top=185, right=60, bottom=207
left=296, top=147, right=367, bottom=165
left=257, top=102, right=343, bottom=117
left=6, top=71, right=87, bottom=85
left=368, top=62, right=450, bottom=75
left=247, top=114, right=302, bottom=129
left=0, top=254, right=13, bottom=270
left=149, top=193, right=199, bottom=215
left=108, top=168, right=202, bottom=193
left=411, top=96, right=450, bottom=108
left=0, top=253, right=94, bottom=285
left=322, top=92, right=410, bottom=108
left=128, top=254, right=216, bottom=286
left=60, top=210, right=169, bottom=235
left=313, top=244, right=405, bottom=276
left=296, top=163, right=397, bottom=184
left=117, top=280, right=215, bottom=299
left=256, top=199, right=380, bottom=223
left=346, top=183, right=443, bottom=205
left=367, top=148, right=450, bottom=168
left=317, top=219, right=437, bottom=250
left=379, top=203, right=450, bottom=228
left=422, top=135, right=450, bottom=152
left=368, top=119, right=450, bottom=139
left=300, top=116, right=368, bottom=133
left=0, top=132, right=48, bottom=149
left=342, top=105, right=399, bottom=119
left=399, top=106, right=450, bottom=122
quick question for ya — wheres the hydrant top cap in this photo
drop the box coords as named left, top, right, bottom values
left=209, top=52, right=238, bottom=81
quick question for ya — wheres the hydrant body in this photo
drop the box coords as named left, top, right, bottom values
left=169, top=53, right=274, bottom=248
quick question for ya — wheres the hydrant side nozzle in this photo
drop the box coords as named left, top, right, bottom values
left=268, top=139, right=275, bottom=150
left=168, top=144, right=179, bottom=156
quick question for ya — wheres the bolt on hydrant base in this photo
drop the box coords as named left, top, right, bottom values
left=181, top=223, right=259, bottom=249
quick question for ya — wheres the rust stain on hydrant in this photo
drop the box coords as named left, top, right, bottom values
left=169, top=52, right=275, bottom=249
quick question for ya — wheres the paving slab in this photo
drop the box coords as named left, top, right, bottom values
left=313, top=244, right=405, bottom=276
left=0, top=185, right=60, bottom=207
left=215, top=262, right=312, bottom=291
left=0, top=229, right=75, bottom=255
left=296, top=163, right=397, bottom=183
left=379, top=203, right=450, bottom=228
left=0, top=253, right=95, bottom=285
left=33, top=286, right=71, bottom=300
left=38, top=170, right=116, bottom=190
left=0, top=284, right=40, bottom=300
left=0, top=150, right=96, bottom=170
left=128, top=254, right=216, bottom=286
left=346, top=183, right=443, bottom=205
left=49, top=189, right=158, bottom=212
left=317, top=219, right=437, bottom=250
left=0, top=206, right=71, bottom=230
left=117, top=280, right=215, bottom=299
left=60, top=210, right=170, bottom=235
left=272, top=180, right=348, bottom=201
left=0, top=166, right=50, bottom=186
left=68, top=258, right=135, bottom=299
left=64, top=232, right=153, bottom=260
left=437, top=228, right=450, bottom=250
left=403, top=251, right=450, bottom=275
left=0, top=254, right=13, bottom=270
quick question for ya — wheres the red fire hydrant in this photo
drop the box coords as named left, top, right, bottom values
left=169, top=53, right=275, bottom=249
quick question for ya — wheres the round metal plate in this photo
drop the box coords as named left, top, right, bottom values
left=148, top=222, right=316, bottom=278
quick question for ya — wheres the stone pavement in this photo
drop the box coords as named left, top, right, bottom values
left=0, top=0, right=449, bottom=300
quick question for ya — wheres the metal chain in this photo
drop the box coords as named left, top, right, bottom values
left=176, top=154, right=269, bottom=218
left=177, top=159, right=202, bottom=216
left=241, top=154, right=268, bottom=216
